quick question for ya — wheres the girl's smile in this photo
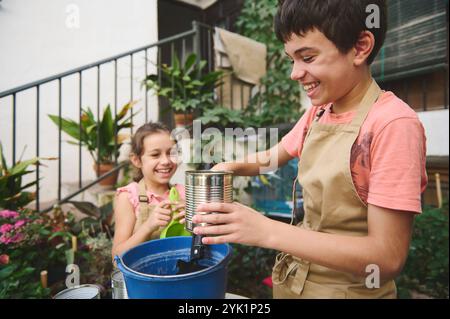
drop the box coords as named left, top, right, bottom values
left=132, top=131, right=178, bottom=194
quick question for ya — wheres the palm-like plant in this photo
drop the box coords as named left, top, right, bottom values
left=48, top=101, right=136, bottom=165
left=0, top=143, right=40, bottom=210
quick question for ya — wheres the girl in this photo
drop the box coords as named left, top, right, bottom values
left=112, top=122, right=185, bottom=257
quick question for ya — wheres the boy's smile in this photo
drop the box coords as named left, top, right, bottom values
left=284, top=28, right=368, bottom=112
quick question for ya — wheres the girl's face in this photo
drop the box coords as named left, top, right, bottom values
left=284, top=28, right=361, bottom=107
left=132, top=132, right=178, bottom=186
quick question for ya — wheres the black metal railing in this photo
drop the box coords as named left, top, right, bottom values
left=0, top=21, right=252, bottom=213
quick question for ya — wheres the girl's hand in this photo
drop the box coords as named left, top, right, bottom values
left=171, top=199, right=186, bottom=224
left=192, top=202, right=274, bottom=247
left=144, top=200, right=172, bottom=233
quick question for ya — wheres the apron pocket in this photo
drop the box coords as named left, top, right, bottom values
left=301, top=280, right=347, bottom=299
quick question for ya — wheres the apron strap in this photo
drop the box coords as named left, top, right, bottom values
left=133, top=179, right=151, bottom=235
left=349, top=79, right=382, bottom=129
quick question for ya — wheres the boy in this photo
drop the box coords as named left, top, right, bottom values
left=192, top=0, right=427, bottom=298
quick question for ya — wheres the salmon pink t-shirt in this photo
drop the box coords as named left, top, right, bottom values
left=116, top=182, right=185, bottom=217
left=281, top=91, right=427, bottom=213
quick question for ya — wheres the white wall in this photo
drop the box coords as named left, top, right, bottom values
left=418, top=109, right=450, bottom=156
left=0, top=0, right=159, bottom=206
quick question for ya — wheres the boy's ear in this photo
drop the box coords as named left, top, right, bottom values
left=353, top=31, right=375, bottom=66
left=130, top=153, right=142, bottom=168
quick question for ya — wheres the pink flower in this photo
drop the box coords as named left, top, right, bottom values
left=0, top=223, right=13, bottom=234
left=0, top=254, right=9, bottom=265
left=10, top=233, right=24, bottom=243
left=14, top=220, right=26, bottom=229
left=0, top=234, right=12, bottom=245
left=0, top=210, right=19, bottom=219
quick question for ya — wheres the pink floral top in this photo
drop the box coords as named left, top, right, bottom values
left=116, top=182, right=185, bottom=217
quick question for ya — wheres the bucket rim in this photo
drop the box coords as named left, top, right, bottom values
left=115, top=237, right=232, bottom=280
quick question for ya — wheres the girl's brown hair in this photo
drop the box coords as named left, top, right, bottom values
left=130, top=122, right=171, bottom=182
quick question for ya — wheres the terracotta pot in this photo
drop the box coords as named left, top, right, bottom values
left=174, top=113, right=194, bottom=128
left=93, top=163, right=119, bottom=187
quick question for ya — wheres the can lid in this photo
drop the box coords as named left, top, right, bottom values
left=185, top=170, right=233, bottom=175
left=53, top=284, right=100, bottom=299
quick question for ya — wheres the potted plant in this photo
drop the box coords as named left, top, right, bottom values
left=0, top=143, right=51, bottom=211
left=144, top=53, right=224, bottom=127
left=48, top=101, right=136, bottom=186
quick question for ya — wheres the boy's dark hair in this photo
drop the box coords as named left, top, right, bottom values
left=274, top=0, right=387, bottom=65
left=130, top=122, right=171, bottom=182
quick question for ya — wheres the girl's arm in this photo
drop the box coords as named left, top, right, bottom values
left=192, top=202, right=414, bottom=281
left=212, top=142, right=294, bottom=176
left=112, top=192, right=162, bottom=257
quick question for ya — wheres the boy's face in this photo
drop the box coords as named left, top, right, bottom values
left=285, top=28, right=360, bottom=106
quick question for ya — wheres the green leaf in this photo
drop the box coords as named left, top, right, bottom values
left=9, top=158, right=39, bottom=176
left=100, top=105, right=114, bottom=148
left=184, top=53, right=198, bottom=75
left=117, top=100, right=137, bottom=121
left=48, top=115, right=81, bottom=141
left=0, top=143, right=8, bottom=171
left=0, top=265, right=18, bottom=280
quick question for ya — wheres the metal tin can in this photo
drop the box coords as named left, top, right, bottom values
left=185, top=170, right=233, bottom=232
left=53, top=284, right=101, bottom=299
left=111, top=269, right=128, bottom=299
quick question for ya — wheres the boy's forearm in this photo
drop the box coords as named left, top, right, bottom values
left=213, top=151, right=278, bottom=176
left=213, top=161, right=262, bottom=176
left=265, top=220, right=399, bottom=281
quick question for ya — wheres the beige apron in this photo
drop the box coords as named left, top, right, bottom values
left=272, top=80, right=397, bottom=299
left=132, top=179, right=161, bottom=240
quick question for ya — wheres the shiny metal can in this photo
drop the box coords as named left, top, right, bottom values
left=53, top=284, right=101, bottom=299
left=111, top=269, right=128, bottom=299
left=185, top=170, right=233, bottom=232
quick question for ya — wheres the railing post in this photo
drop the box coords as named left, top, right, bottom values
left=192, top=21, right=201, bottom=67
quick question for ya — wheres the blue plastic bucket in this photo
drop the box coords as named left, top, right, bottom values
left=115, top=236, right=232, bottom=299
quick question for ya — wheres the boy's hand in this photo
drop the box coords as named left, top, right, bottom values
left=191, top=202, right=274, bottom=247
left=211, top=163, right=232, bottom=172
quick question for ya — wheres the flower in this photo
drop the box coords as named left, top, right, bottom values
left=10, top=233, right=25, bottom=243
left=0, top=254, right=9, bottom=265
left=14, top=220, right=26, bottom=229
left=0, top=234, right=12, bottom=245
left=0, top=210, right=19, bottom=219
left=0, top=223, right=13, bottom=234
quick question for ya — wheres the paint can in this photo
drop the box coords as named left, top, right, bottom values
left=53, top=284, right=101, bottom=299
left=185, top=170, right=233, bottom=232
left=111, top=269, right=128, bottom=299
